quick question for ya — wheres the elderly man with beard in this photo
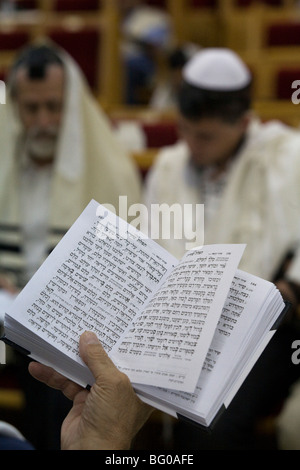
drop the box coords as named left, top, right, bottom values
left=0, top=43, right=141, bottom=289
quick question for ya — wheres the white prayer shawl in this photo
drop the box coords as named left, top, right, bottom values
left=0, top=45, right=142, bottom=231
left=0, top=44, right=141, bottom=285
left=144, top=118, right=300, bottom=282
left=0, top=45, right=141, bottom=228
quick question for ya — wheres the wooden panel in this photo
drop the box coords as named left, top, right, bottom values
left=47, top=26, right=102, bottom=90
left=0, top=389, right=25, bottom=410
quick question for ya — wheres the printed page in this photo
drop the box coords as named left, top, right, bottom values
left=5, top=200, right=177, bottom=368
left=198, top=271, right=282, bottom=410
left=112, top=244, right=245, bottom=393
left=135, top=270, right=281, bottom=420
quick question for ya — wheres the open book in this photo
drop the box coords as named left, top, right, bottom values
left=1, top=200, right=288, bottom=428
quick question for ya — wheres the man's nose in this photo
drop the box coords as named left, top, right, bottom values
left=35, top=107, right=53, bottom=129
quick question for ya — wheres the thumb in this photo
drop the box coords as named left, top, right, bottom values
left=79, top=331, right=115, bottom=380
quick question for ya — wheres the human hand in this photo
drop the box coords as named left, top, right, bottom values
left=28, top=331, right=154, bottom=450
left=0, top=275, right=18, bottom=294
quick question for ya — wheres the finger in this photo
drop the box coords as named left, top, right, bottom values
left=28, top=361, right=83, bottom=401
left=0, top=276, right=18, bottom=294
left=79, top=331, right=116, bottom=380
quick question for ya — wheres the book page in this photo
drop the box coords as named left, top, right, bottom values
left=5, top=201, right=245, bottom=393
left=135, top=270, right=281, bottom=419
left=5, top=200, right=177, bottom=364
left=112, top=244, right=245, bottom=393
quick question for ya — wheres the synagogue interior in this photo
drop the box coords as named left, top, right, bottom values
left=1, top=0, right=300, bottom=451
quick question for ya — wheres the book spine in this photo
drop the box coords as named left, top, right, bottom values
left=271, top=301, right=292, bottom=331
left=0, top=335, right=31, bottom=356
left=177, top=404, right=226, bottom=432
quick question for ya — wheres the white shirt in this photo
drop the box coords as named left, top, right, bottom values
left=144, top=119, right=300, bottom=281
left=19, top=155, right=53, bottom=283
left=188, top=163, right=233, bottom=229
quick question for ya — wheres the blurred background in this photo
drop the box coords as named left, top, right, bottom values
left=0, top=0, right=299, bottom=173
left=0, top=0, right=297, bottom=101
left=1, top=0, right=300, bottom=450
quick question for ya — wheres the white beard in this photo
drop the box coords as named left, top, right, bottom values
left=25, top=127, right=59, bottom=161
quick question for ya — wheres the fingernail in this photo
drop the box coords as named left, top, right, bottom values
left=82, top=331, right=99, bottom=344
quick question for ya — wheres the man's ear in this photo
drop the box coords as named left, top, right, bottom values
left=239, top=111, right=252, bottom=132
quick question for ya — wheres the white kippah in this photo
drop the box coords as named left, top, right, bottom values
left=183, top=48, right=252, bottom=91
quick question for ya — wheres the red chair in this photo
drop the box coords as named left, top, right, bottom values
left=262, top=0, right=284, bottom=5
left=267, top=22, right=300, bottom=46
left=0, top=68, right=8, bottom=82
left=276, top=68, right=300, bottom=99
left=234, top=0, right=282, bottom=5
left=236, top=0, right=285, bottom=6
left=47, top=27, right=101, bottom=90
left=15, top=0, right=38, bottom=9
left=52, top=0, right=100, bottom=11
left=141, top=122, right=179, bottom=148
left=189, top=0, right=217, bottom=7
left=112, top=118, right=179, bottom=148
left=144, top=0, right=168, bottom=8
left=0, top=30, right=29, bottom=50
left=189, top=0, right=284, bottom=7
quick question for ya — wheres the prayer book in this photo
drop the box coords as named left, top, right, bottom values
left=1, top=200, right=288, bottom=428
